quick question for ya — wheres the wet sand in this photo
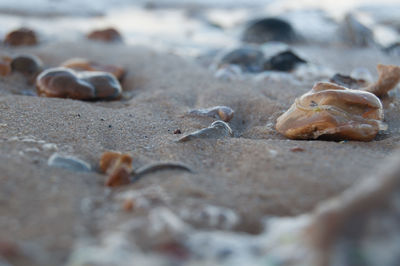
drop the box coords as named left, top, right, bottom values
left=0, top=41, right=400, bottom=265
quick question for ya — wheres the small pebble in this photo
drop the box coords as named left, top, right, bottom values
left=36, top=67, right=122, bottom=100
left=290, top=147, right=305, bottom=152
left=188, top=106, right=234, bottom=122
left=0, top=56, right=12, bottom=76
left=123, top=199, right=135, bottom=211
left=4, top=28, right=37, bottom=46
left=173, top=129, right=182, bottom=134
left=276, top=82, right=385, bottom=141
left=263, top=50, right=306, bottom=72
left=61, top=58, right=125, bottom=81
left=87, top=27, right=122, bottom=42
left=10, top=54, right=43, bottom=76
left=178, top=120, right=233, bottom=142
left=48, top=153, right=91, bottom=172
left=242, top=17, right=297, bottom=44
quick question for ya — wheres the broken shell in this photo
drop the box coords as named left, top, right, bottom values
left=263, top=50, right=306, bottom=72
left=4, top=27, right=37, bottom=46
left=365, top=64, right=400, bottom=97
left=329, top=73, right=368, bottom=89
left=87, top=28, right=122, bottom=42
left=100, top=151, right=133, bottom=187
left=11, top=55, right=43, bottom=76
left=36, top=67, right=122, bottom=100
left=188, top=106, right=234, bottom=122
left=61, top=58, right=125, bottom=81
left=48, top=153, right=91, bottom=172
left=0, top=56, right=12, bottom=76
left=276, top=82, right=384, bottom=141
left=178, top=120, right=233, bottom=142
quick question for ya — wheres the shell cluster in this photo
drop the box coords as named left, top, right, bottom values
left=276, top=82, right=385, bottom=141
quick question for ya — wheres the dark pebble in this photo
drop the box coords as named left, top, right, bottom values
left=11, top=55, right=43, bottom=76
left=263, top=50, right=306, bottom=71
left=242, top=18, right=296, bottom=44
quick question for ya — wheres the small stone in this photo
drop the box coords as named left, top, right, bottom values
left=188, top=106, right=234, bottom=122
left=61, top=58, right=125, bottom=81
left=216, top=46, right=265, bottom=73
left=242, top=18, right=297, bottom=44
left=276, top=82, right=385, bottom=141
left=173, top=129, right=182, bottom=134
left=290, top=147, right=305, bottom=152
left=87, top=27, right=122, bottom=42
left=4, top=27, right=37, bottom=46
left=123, top=199, right=135, bottom=212
left=48, top=153, right=91, bottom=172
left=178, top=120, right=233, bottom=142
left=10, top=54, right=43, bottom=76
left=365, top=64, right=400, bottom=97
left=0, top=56, right=12, bottom=76
left=263, top=50, right=306, bottom=72
left=100, top=151, right=133, bottom=187
left=36, top=67, right=122, bottom=100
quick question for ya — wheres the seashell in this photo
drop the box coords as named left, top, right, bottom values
left=188, top=106, right=234, bottom=122
left=242, top=17, right=297, bottom=44
left=263, top=50, right=306, bottom=72
left=48, top=153, right=91, bottom=172
left=100, top=151, right=133, bottom=187
left=0, top=56, right=12, bottom=76
left=4, top=27, right=37, bottom=46
left=178, top=120, right=233, bottom=142
left=61, top=58, right=125, bottom=81
left=87, top=27, right=122, bottom=42
left=216, top=46, right=265, bottom=73
left=10, top=55, right=43, bottom=77
left=365, top=64, right=400, bottom=97
left=36, top=67, right=122, bottom=100
left=276, top=82, right=385, bottom=141
left=329, top=73, right=368, bottom=89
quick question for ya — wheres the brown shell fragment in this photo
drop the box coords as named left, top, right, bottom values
left=365, top=64, right=400, bottom=97
left=276, top=82, right=384, bottom=141
left=61, top=58, right=125, bottom=81
left=87, top=28, right=122, bottom=42
left=100, top=151, right=133, bottom=187
left=188, top=106, right=234, bottom=122
left=4, top=28, right=37, bottom=46
left=36, top=67, right=122, bottom=100
left=0, top=56, right=12, bottom=76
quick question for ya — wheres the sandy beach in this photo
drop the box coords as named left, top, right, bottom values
left=1, top=1, right=400, bottom=265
